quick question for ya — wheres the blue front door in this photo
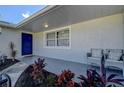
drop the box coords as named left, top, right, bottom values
left=22, top=33, right=33, bottom=56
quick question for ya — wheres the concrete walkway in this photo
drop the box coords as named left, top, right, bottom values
left=0, top=62, right=29, bottom=86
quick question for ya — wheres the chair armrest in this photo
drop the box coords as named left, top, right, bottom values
left=87, top=52, right=92, bottom=57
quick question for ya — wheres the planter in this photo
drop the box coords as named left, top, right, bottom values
left=15, top=65, right=57, bottom=87
left=0, top=59, right=20, bottom=71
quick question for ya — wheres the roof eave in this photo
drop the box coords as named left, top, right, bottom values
left=16, top=5, right=57, bottom=28
left=0, top=22, right=16, bottom=28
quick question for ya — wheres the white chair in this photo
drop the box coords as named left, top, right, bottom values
left=105, top=49, right=124, bottom=76
left=87, top=48, right=103, bottom=66
left=87, top=49, right=124, bottom=76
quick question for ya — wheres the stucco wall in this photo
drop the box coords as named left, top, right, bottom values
left=33, top=13, right=124, bottom=64
left=0, top=28, right=33, bottom=58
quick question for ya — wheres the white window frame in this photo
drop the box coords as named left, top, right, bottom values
left=43, top=26, right=71, bottom=49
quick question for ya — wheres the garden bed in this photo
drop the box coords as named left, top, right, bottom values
left=0, top=59, right=20, bottom=71
left=15, top=65, right=58, bottom=87
left=15, top=58, right=79, bottom=87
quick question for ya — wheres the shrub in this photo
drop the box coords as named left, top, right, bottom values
left=57, top=70, right=77, bottom=87
left=30, top=58, right=46, bottom=80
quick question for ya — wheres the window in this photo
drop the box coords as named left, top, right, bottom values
left=57, top=29, right=69, bottom=46
left=44, top=27, right=70, bottom=48
left=46, top=32, right=55, bottom=46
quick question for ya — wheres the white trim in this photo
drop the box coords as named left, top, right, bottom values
left=0, top=22, right=16, bottom=28
left=16, top=5, right=57, bottom=28
left=43, top=26, right=71, bottom=49
left=20, top=30, right=34, bottom=34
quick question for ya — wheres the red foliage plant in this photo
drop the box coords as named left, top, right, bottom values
left=30, top=58, right=46, bottom=80
left=78, top=55, right=124, bottom=87
left=57, top=70, right=76, bottom=87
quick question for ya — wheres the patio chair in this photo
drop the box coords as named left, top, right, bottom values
left=87, top=49, right=124, bottom=76
left=87, top=48, right=103, bottom=66
left=105, top=49, right=124, bottom=76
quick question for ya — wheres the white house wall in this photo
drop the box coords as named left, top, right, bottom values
left=0, top=28, right=33, bottom=58
left=33, top=13, right=124, bottom=64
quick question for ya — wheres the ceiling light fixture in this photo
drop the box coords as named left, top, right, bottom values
left=44, top=24, right=48, bottom=28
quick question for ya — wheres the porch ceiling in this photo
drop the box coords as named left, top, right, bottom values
left=19, top=5, right=124, bottom=32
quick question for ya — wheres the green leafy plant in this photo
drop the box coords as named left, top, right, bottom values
left=9, top=42, right=17, bottom=61
left=45, top=75, right=57, bottom=87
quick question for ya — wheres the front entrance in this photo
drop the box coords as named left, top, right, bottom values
left=22, top=33, right=33, bottom=56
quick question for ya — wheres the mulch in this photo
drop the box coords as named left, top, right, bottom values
left=0, top=59, right=20, bottom=71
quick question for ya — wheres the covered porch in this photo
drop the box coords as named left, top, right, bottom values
left=0, top=56, right=122, bottom=86
left=0, top=5, right=124, bottom=87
